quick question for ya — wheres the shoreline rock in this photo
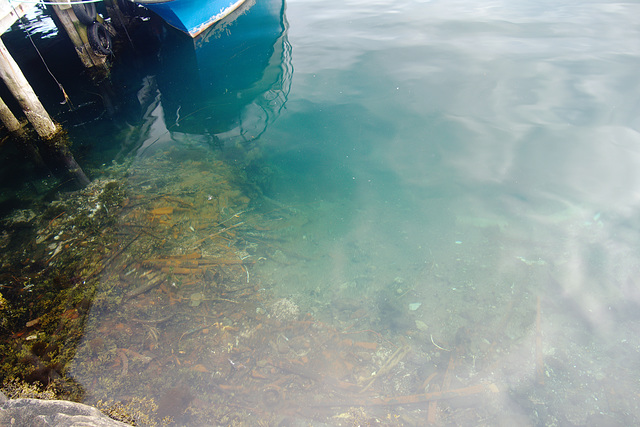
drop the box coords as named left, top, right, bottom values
left=0, top=392, right=131, bottom=427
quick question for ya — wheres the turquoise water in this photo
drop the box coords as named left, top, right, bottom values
left=4, top=0, right=640, bottom=424
left=264, top=0, right=640, bottom=336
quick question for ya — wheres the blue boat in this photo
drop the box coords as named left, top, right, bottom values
left=149, top=0, right=291, bottom=140
left=133, top=0, right=248, bottom=37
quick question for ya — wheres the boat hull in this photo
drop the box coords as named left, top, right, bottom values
left=134, top=0, right=247, bottom=37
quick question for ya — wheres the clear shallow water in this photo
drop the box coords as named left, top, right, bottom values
left=4, top=0, right=640, bottom=424
left=264, top=0, right=640, bottom=328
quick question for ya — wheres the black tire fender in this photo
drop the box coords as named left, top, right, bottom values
left=87, top=22, right=112, bottom=56
left=71, top=1, right=97, bottom=26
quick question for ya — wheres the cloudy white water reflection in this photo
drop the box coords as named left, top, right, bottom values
left=252, top=0, right=640, bottom=423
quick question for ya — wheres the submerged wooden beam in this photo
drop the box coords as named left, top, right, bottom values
left=0, top=38, right=58, bottom=139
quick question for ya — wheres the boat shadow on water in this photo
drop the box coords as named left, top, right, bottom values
left=128, top=0, right=292, bottom=160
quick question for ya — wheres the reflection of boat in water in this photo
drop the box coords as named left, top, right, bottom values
left=60, top=4, right=291, bottom=423
left=136, top=0, right=291, bottom=156
left=133, top=0, right=248, bottom=37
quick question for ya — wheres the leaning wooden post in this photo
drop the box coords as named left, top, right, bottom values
left=0, top=37, right=58, bottom=139
left=0, top=37, right=89, bottom=187
left=0, top=93, right=51, bottom=169
left=0, top=94, right=21, bottom=133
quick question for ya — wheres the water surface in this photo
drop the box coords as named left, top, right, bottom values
left=4, top=0, right=640, bottom=425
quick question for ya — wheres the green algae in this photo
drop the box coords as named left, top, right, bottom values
left=0, top=176, right=125, bottom=400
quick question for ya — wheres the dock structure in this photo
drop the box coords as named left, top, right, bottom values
left=0, top=0, right=114, bottom=139
left=0, top=37, right=58, bottom=138
left=0, top=0, right=34, bottom=34
left=51, top=1, right=110, bottom=70
left=0, top=0, right=96, bottom=188
left=0, top=0, right=58, bottom=138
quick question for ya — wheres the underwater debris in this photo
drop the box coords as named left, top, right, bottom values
left=0, top=142, right=533, bottom=426
left=359, top=345, right=411, bottom=393
left=269, top=298, right=300, bottom=321
left=124, top=272, right=166, bottom=301
left=96, top=397, right=170, bottom=426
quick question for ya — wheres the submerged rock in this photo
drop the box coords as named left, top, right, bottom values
left=0, top=393, right=130, bottom=427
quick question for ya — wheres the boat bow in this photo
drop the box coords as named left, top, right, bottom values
left=133, top=0, right=247, bottom=37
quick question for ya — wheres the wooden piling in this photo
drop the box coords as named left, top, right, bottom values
left=0, top=38, right=58, bottom=139
left=0, top=0, right=90, bottom=188
left=51, top=2, right=108, bottom=70
left=0, top=94, right=21, bottom=133
left=0, top=0, right=35, bottom=35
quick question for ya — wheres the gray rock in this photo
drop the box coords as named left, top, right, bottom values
left=0, top=393, right=131, bottom=427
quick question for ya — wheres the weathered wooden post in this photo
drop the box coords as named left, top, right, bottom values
left=0, top=49, right=90, bottom=185
left=39, top=132, right=91, bottom=188
left=0, top=0, right=90, bottom=188
left=0, top=37, right=58, bottom=138
left=51, top=0, right=111, bottom=71
left=0, top=94, right=51, bottom=170
left=0, top=94, right=21, bottom=133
